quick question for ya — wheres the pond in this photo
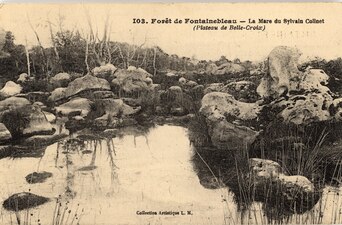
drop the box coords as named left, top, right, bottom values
left=0, top=124, right=341, bottom=225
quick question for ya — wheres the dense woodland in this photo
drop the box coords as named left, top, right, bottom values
left=1, top=26, right=342, bottom=94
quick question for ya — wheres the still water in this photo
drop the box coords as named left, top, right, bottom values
left=0, top=125, right=341, bottom=225
left=0, top=125, right=231, bottom=225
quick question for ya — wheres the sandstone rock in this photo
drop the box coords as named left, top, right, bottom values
left=166, top=71, right=178, bottom=77
left=186, top=80, right=198, bottom=88
left=0, top=102, right=54, bottom=138
left=300, top=68, right=330, bottom=94
left=169, top=86, right=182, bottom=94
left=0, top=81, right=22, bottom=98
left=201, top=92, right=260, bottom=121
left=200, top=92, right=260, bottom=150
left=55, top=97, right=93, bottom=117
left=248, top=158, right=318, bottom=212
left=49, top=74, right=110, bottom=102
left=17, top=73, right=30, bottom=83
left=257, top=46, right=303, bottom=99
left=205, top=63, right=218, bottom=75
left=93, top=99, right=140, bottom=128
left=179, top=77, right=187, bottom=85
left=127, top=66, right=137, bottom=71
left=92, top=63, right=117, bottom=80
left=215, top=62, right=245, bottom=75
left=48, top=87, right=67, bottom=102
left=22, top=105, right=55, bottom=137
left=100, top=98, right=141, bottom=116
left=249, top=158, right=315, bottom=193
left=273, top=92, right=333, bottom=125
left=112, top=68, right=153, bottom=93
left=145, top=77, right=153, bottom=85
left=0, top=97, right=30, bottom=112
left=207, top=62, right=245, bottom=76
left=50, top=72, right=71, bottom=87
left=136, top=67, right=153, bottom=78
left=209, top=120, right=258, bottom=150
left=42, top=111, right=56, bottom=123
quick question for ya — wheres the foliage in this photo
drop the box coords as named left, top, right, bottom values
left=0, top=31, right=27, bottom=79
left=55, top=30, right=87, bottom=73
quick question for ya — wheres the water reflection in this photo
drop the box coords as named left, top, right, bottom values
left=0, top=125, right=341, bottom=225
left=1, top=125, right=230, bottom=225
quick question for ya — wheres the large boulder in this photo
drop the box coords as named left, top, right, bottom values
left=257, top=46, right=303, bottom=99
left=50, top=72, right=71, bottom=88
left=272, top=93, right=333, bottom=125
left=49, top=88, right=67, bottom=102
left=92, top=63, right=117, bottom=80
left=0, top=81, right=22, bottom=98
left=201, top=92, right=260, bottom=122
left=17, top=73, right=31, bottom=83
left=200, top=92, right=260, bottom=150
left=207, top=62, right=245, bottom=76
left=111, top=68, right=153, bottom=94
left=93, top=99, right=141, bottom=128
left=0, top=123, right=11, bottom=143
left=42, top=111, right=56, bottom=123
left=48, top=74, right=110, bottom=102
left=55, top=97, right=93, bottom=117
left=0, top=97, right=30, bottom=112
left=0, top=104, right=54, bottom=138
left=248, top=158, right=319, bottom=212
left=98, top=98, right=141, bottom=116
left=299, top=68, right=330, bottom=94
left=256, top=46, right=336, bottom=125
left=21, top=105, right=55, bottom=137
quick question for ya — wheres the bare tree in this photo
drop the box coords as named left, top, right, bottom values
left=24, top=36, right=31, bottom=77
left=85, top=9, right=111, bottom=66
left=85, top=34, right=90, bottom=73
left=46, top=17, right=60, bottom=61
left=27, top=13, right=48, bottom=77
left=153, top=47, right=157, bottom=76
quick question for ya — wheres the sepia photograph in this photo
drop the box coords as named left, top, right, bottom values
left=0, top=2, right=342, bottom=225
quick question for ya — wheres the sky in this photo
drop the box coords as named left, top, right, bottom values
left=0, top=3, right=341, bottom=62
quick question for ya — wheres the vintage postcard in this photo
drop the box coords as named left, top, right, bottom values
left=0, top=2, right=342, bottom=225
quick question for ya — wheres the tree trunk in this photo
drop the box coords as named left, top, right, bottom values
left=25, top=38, right=31, bottom=76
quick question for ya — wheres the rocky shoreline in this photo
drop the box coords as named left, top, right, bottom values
left=0, top=46, right=342, bottom=217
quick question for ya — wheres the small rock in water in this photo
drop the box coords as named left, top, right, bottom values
left=3, top=192, right=50, bottom=211
left=77, top=165, right=97, bottom=171
left=25, top=171, right=53, bottom=184
left=81, top=150, right=93, bottom=154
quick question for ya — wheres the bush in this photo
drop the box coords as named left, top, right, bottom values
left=21, top=79, right=53, bottom=93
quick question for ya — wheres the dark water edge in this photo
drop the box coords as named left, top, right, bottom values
left=0, top=122, right=341, bottom=225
